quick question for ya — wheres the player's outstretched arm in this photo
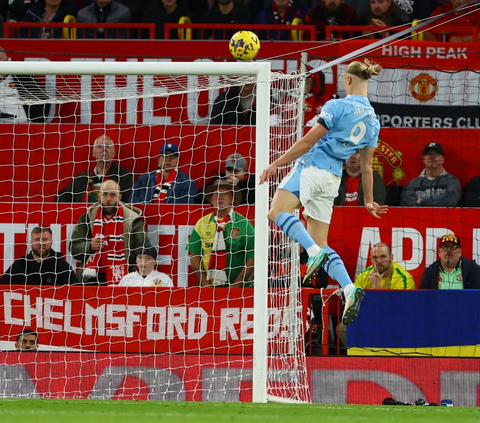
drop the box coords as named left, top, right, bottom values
left=360, top=146, right=388, bottom=218
left=259, top=123, right=327, bottom=184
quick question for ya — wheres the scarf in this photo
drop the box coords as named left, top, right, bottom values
left=272, top=0, right=294, bottom=24
left=206, top=211, right=232, bottom=286
left=152, top=169, right=177, bottom=203
left=83, top=165, right=113, bottom=203
left=83, top=205, right=128, bottom=285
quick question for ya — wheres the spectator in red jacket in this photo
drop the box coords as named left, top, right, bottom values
left=425, top=0, right=480, bottom=42
left=306, top=0, right=363, bottom=41
left=255, top=0, right=308, bottom=40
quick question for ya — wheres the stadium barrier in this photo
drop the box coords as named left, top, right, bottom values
left=163, top=23, right=317, bottom=41
left=3, top=22, right=156, bottom=39
left=324, top=25, right=478, bottom=42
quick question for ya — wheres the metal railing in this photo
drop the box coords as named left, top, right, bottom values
left=164, top=23, right=317, bottom=41
left=325, top=24, right=478, bottom=42
left=3, top=22, right=156, bottom=39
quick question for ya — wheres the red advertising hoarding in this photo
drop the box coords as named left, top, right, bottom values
left=1, top=353, right=479, bottom=406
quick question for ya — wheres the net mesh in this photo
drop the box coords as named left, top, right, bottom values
left=0, top=65, right=310, bottom=402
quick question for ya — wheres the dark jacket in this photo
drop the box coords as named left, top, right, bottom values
left=464, top=176, right=480, bottom=207
left=305, top=2, right=363, bottom=41
left=201, top=3, right=250, bottom=40
left=334, top=170, right=386, bottom=206
left=56, top=162, right=135, bottom=203
left=14, top=75, right=51, bottom=122
left=0, top=250, right=78, bottom=285
left=77, top=1, right=131, bottom=39
left=400, top=170, right=462, bottom=207
left=21, top=0, right=77, bottom=38
left=255, top=0, right=308, bottom=40
left=131, top=169, right=197, bottom=203
left=420, top=256, right=480, bottom=289
left=140, top=0, right=191, bottom=39
left=210, top=86, right=256, bottom=125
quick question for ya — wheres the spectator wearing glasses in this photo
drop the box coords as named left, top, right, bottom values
left=420, top=234, right=480, bottom=289
left=57, top=134, right=135, bottom=204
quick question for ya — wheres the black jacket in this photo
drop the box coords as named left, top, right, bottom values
left=464, top=176, right=480, bottom=207
left=210, top=86, right=256, bottom=125
left=0, top=250, right=78, bottom=285
left=420, top=256, right=480, bottom=289
left=334, top=170, right=386, bottom=206
left=14, top=75, right=51, bottom=122
left=56, top=162, right=135, bottom=203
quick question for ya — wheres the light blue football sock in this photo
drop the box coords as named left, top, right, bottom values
left=322, top=245, right=353, bottom=290
left=274, top=212, right=317, bottom=251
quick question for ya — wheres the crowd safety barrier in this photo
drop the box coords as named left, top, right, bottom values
left=3, top=22, right=156, bottom=39
left=324, top=24, right=478, bottom=42
left=163, top=23, right=317, bottom=41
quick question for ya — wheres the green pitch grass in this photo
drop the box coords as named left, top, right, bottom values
left=0, top=399, right=479, bottom=423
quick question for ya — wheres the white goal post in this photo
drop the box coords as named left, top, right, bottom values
left=0, top=60, right=309, bottom=403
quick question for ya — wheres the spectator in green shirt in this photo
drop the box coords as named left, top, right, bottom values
left=187, top=178, right=254, bottom=287
left=420, top=233, right=480, bottom=290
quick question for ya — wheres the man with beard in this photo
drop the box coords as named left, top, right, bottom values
left=0, top=227, right=78, bottom=285
left=131, top=142, right=197, bottom=203
left=57, top=134, right=135, bottom=204
left=70, top=180, right=150, bottom=284
left=421, top=234, right=480, bottom=289
left=367, top=0, right=410, bottom=29
left=306, top=0, right=363, bottom=41
left=15, top=329, right=39, bottom=352
left=355, top=243, right=415, bottom=289
left=188, top=178, right=254, bottom=287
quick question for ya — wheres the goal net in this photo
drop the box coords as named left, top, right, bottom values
left=0, top=60, right=310, bottom=403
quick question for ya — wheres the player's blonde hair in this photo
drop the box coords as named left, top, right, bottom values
left=345, top=59, right=382, bottom=80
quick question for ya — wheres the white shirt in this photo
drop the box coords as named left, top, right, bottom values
left=118, top=270, right=174, bottom=287
left=0, top=75, right=29, bottom=123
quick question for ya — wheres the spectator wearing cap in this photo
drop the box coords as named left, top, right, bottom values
left=400, top=142, right=461, bottom=207
left=131, top=142, right=198, bottom=204
left=354, top=242, right=415, bottom=290
left=224, top=153, right=256, bottom=205
left=305, top=0, right=363, bottom=41
left=118, top=246, right=173, bottom=287
left=187, top=178, right=255, bottom=287
left=420, top=234, right=480, bottom=289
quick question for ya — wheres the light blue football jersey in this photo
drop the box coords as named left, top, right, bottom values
left=300, top=95, right=380, bottom=177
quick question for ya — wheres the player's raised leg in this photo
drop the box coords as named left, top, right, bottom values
left=300, top=166, right=364, bottom=325
left=267, top=188, right=329, bottom=273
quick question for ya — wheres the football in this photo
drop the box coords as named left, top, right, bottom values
left=229, top=31, right=261, bottom=61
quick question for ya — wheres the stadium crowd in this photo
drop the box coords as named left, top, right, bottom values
left=0, top=0, right=477, bottom=41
